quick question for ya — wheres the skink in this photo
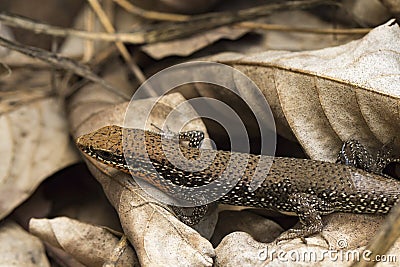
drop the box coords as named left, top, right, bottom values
left=76, top=125, right=400, bottom=239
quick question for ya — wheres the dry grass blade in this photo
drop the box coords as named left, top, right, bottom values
left=86, top=0, right=148, bottom=87
left=83, top=7, right=95, bottom=62
left=0, top=36, right=129, bottom=100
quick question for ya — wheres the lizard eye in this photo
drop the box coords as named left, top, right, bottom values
left=96, top=150, right=113, bottom=160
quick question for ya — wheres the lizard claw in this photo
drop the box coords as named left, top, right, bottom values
left=275, top=227, right=331, bottom=247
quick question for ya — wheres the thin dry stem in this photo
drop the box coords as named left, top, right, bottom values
left=0, top=12, right=146, bottom=43
left=83, top=7, right=95, bottom=62
left=237, top=22, right=371, bottom=35
left=0, top=36, right=129, bottom=100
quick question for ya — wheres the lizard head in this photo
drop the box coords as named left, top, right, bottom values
left=76, top=125, right=128, bottom=169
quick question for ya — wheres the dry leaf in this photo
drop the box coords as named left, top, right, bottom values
left=3, top=2, right=398, bottom=266
left=138, top=0, right=258, bottom=60
left=87, top=164, right=216, bottom=266
left=0, top=69, right=79, bottom=220
left=198, top=21, right=400, bottom=263
left=0, top=23, right=14, bottom=57
left=222, top=213, right=400, bottom=266
left=211, top=210, right=283, bottom=245
left=29, top=217, right=139, bottom=267
left=141, top=7, right=357, bottom=60
left=379, top=0, right=400, bottom=15
left=141, top=26, right=249, bottom=60
left=0, top=220, right=49, bottom=266
left=344, top=0, right=391, bottom=26
left=250, top=11, right=361, bottom=52
left=43, top=245, right=86, bottom=267
left=212, top=211, right=396, bottom=266
left=206, top=19, right=400, bottom=161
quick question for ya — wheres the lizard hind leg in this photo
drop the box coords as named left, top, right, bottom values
left=337, top=140, right=373, bottom=170
left=376, top=140, right=400, bottom=175
left=337, top=139, right=400, bottom=177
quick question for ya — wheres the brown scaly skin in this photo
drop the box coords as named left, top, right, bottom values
left=76, top=125, right=400, bottom=239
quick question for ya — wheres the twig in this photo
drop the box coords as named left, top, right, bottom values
left=112, top=0, right=189, bottom=22
left=0, top=12, right=146, bottom=43
left=50, top=40, right=58, bottom=96
left=0, top=36, right=130, bottom=100
left=0, top=0, right=336, bottom=45
left=237, top=22, right=371, bottom=35
left=351, top=202, right=400, bottom=267
left=86, top=0, right=149, bottom=88
left=140, top=0, right=338, bottom=43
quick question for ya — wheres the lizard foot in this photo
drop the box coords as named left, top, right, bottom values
left=276, top=193, right=332, bottom=245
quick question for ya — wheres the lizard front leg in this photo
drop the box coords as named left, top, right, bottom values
left=277, top=193, right=333, bottom=242
left=178, top=130, right=205, bottom=148
left=170, top=205, right=209, bottom=226
left=170, top=129, right=208, bottom=225
left=151, top=123, right=205, bottom=149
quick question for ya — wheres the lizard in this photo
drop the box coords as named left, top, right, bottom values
left=76, top=125, right=400, bottom=240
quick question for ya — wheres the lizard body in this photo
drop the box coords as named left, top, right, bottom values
left=76, top=125, right=400, bottom=238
